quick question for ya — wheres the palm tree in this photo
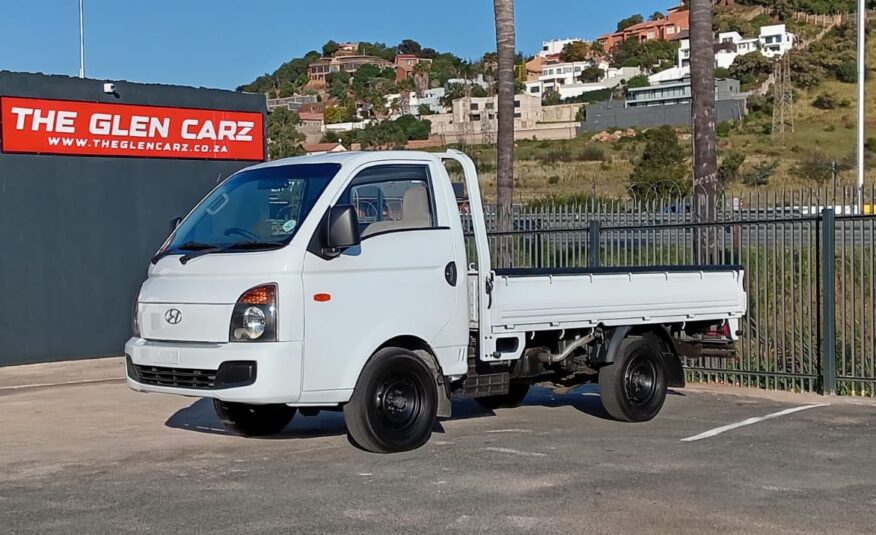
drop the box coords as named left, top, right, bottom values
left=413, top=62, right=431, bottom=98
left=397, top=77, right=415, bottom=115
left=689, top=0, right=718, bottom=262
left=493, top=0, right=515, bottom=266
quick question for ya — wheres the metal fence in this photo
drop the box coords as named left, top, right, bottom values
left=463, top=187, right=876, bottom=397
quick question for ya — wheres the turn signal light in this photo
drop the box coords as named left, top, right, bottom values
left=313, top=293, right=331, bottom=302
left=238, top=285, right=276, bottom=306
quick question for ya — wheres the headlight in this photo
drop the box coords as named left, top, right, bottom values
left=230, top=284, right=277, bottom=342
left=132, top=289, right=141, bottom=338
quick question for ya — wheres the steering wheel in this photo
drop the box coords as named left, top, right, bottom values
left=224, top=227, right=259, bottom=241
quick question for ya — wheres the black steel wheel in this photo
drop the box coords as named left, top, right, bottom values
left=475, top=383, right=530, bottom=410
left=344, top=348, right=438, bottom=453
left=213, top=400, right=296, bottom=437
left=598, top=336, right=667, bottom=422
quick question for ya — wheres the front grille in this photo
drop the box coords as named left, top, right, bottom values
left=134, top=364, right=217, bottom=390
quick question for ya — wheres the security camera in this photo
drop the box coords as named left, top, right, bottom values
left=103, top=83, right=116, bottom=94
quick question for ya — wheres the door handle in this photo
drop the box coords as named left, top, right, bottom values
left=444, top=262, right=457, bottom=287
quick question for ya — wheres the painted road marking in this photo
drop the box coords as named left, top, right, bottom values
left=483, top=447, right=547, bottom=457
left=681, top=403, right=829, bottom=442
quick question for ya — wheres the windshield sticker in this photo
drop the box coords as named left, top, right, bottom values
left=206, top=193, right=229, bottom=215
left=282, top=220, right=297, bottom=233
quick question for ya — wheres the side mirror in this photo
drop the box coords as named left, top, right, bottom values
left=325, top=205, right=360, bottom=251
left=169, top=216, right=182, bottom=234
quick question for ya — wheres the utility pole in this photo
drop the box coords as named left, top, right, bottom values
left=78, top=0, right=85, bottom=78
left=856, top=0, right=866, bottom=211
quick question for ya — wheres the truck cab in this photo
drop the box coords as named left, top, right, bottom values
left=127, top=150, right=746, bottom=453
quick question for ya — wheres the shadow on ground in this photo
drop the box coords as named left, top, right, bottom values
left=165, top=384, right=685, bottom=439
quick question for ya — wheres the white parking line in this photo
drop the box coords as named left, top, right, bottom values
left=483, top=447, right=547, bottom=457
left=681, top=403, right=829, bottom=442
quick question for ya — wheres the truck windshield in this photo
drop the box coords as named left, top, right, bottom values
left=165, top=163, right=340, bottom=255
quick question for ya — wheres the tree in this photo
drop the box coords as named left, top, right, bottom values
left=627, top=74, right=650, bottom=88
left=559, top=40, right=590, bottom=62
left=397, top=77, right=416, bottom=115
left=398, top=39, right=423, bottom=56
left=629, top=126, right=689, bottom=198
left=728, top=51, right=771, bottom=88
left=322, top=40, right=341, bottom=57
left=326, top=71, right=351, bottom=100
left=494, top=0, right=516, bottom=267
left=440, top=83, right=466, bottom=107
left=649, top=11, right=665, bottom=21
left=617, top=14, right=644, bottom=32
left=324, top=104, right=355, bottom=124
left=578, top=66, right=604, bottom=83
left=542, top=88, right=562, bottom=105
left=718, top=150, right=745, bottom=185
left=266, top=108, right=305, bottom=160
left=413, top=61, right=432, bottom=97
left=689, top=0, right=718, bottom=261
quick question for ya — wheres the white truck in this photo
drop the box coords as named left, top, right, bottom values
left=127, top=150, right=747, bottom=453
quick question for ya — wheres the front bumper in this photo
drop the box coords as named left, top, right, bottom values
left=125, top=337, right=302, bottom=404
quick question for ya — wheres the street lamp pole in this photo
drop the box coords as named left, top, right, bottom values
left=78, top=0, right=85, bottom=78
left=856, top=0, right=865, bottom=210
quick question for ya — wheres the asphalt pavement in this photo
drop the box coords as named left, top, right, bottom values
left=1, top=360, right=874, bottom=534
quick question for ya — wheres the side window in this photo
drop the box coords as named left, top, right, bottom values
left=343, top=165, right=436, bottom=238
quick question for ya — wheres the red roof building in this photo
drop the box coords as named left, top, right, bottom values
left=597, top=5, right=689, bottom=52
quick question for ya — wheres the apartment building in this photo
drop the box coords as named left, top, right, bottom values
left=538, top=38, right=587, bottom=58
left=428, top=93, right=583, bottom=143
left=625, top=77, right=741, bottom=108
left=676, top=24, right=795, bottom=69
left=307, top=55, right=394, bottom=83
left=394, top=54, right=432, bottom=81
left=759, top=24, right=796, bottom=57
left=265, top=94, right=319, bottom=112
left=597, top=5, right=689, bottom=51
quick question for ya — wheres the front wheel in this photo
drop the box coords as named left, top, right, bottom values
left=213, top=400, right=296, bottom=436
left=344, top=348, right=438, bottom=453
left=598, top=336, right=667, bottom=422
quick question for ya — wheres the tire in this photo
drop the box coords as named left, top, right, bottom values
left=213, top=400, right=296, bottom=437
left=344, top=348, right=438, bottom=453
left=598, top=336, right=667, bottom=422
left=475, top=383, right=530, bottom=410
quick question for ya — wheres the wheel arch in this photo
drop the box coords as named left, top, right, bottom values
left=369, top=335, right=452, bottom=417
left=594, top=325, right=685, bottom=388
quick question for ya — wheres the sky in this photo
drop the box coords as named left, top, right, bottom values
left=0, top=0, right=672, bottom=90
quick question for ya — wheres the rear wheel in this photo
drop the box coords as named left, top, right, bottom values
left=475, top=383, right=530, bottom=410
left=213, top=400, right=296, bottom=437
left=598, top=336, right=667, bottom=422
left=344, top=348, right=438, bottom=453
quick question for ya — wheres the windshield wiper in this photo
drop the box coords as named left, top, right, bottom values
left=151, top=241, right=219, bottom=265
left=178, top=240, right=282, bottom=265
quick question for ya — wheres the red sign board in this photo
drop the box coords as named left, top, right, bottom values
left=0, top=96, right=264, bottom=161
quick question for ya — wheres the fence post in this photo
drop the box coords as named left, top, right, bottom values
left=588, top=221, right=600, bottom=268
left=820, top=208, right=837, bottom=395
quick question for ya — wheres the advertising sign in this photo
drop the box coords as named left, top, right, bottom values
left=0, top=96, right=264, bottom=160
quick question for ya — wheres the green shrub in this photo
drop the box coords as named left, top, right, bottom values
left=718, top=150, right=746, bottom=185
left=547, top=175, right=560, bottom=185
left=579, top=146, right=605, bottom=161
left=716, top=121, right=734, bottom=137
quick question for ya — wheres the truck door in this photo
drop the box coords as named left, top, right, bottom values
left=301, top=163, right=464, bottom=394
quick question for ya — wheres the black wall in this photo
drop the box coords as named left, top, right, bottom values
left=0, top=72, right=266, bottom=366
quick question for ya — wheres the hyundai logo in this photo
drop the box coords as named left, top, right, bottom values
left=164, top=308, right=182, bottom=325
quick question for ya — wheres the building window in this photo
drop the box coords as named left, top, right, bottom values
left=530, top=86, right=540, bottom=94
left=514, top=112, right=521, bottom=119
left=514, top=100, right=521, bottom=108
left=470, top=114, right=481, bottom=121
left=470, top=103, right=479, bottom=111
left=486, top=102, right=494, bottom=110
